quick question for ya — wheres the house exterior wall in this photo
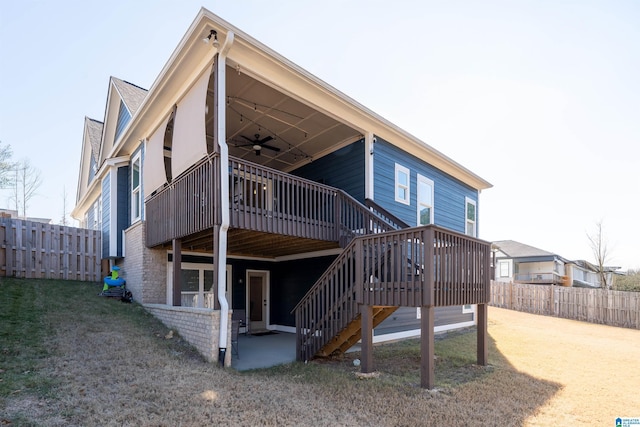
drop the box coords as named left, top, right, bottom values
left=144, top=304, right=232, bottom=366
left=101, top=173, right=111, bottom=257
left=517, top=261, right=556, bottom=275
left=291, top=139, right=365, bottom=202
left=225, top=255, right=337, bottom=328
left=375, top=306, right=474, bottom=336
left=373, top=137, right=479, bottom=231
left=86, top=205, right=95, bottom=232
left=116, top=166, right=130, bottom=257
left=495, top=259, right=514, bottom=282
left=570, top=264, right=600, bottom=287
left=114, top=100, right=132, bottom=142
left=270, top=256, right=337, bottom=326
left=120, top=221, right=166, bottom=304
left=132, top=144, right=145, bottom=220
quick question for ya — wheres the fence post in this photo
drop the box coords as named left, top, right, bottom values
left=509, top=281, right=514, bottom=309
left=550, top=284, right=555, bottom=316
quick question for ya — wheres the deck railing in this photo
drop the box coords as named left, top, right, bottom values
left=364, top=198, right=410, bottom=230
left=146, top=155, right=394, bottom=248
left=294, top=225, right=491, bottom=361
left=514, top=272, right=567, bottom=285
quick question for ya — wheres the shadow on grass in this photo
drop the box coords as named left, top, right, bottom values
left=1, top=278, right=561, bottom=426
left=254, top=327, right=562, bottom=425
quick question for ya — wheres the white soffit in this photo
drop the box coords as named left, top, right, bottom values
left=171, top=65, right=211, bottom=180
left=144, top=116, right=169, bottom=196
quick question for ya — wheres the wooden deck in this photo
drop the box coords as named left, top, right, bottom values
left=293, top=225, right=491, bottom=387
left=145, top=155, right=395, bottom=250
left=145, top=154, right=491, bottom=388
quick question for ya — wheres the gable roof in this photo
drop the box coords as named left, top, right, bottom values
left=111, top=77, right=148, bottom=115
left=493, top=240, right=557, bottom=258
left=85, top=117, right=103, bottom=163
left=74, top=8, right=493, bottom=220
left=110, top=8, right=491, bottom=191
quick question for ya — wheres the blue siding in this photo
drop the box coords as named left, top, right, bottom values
left=114, top=101, right=131, bottom=142
left=291, top=139, right=365, bottom=202
left=101, top=175, right=111, bottom=257
left=87, top=204, right=95, bottom=230
left=117, top=166, right=130, bottom=257
left=87, top=155, right=96, bottom=185
left=373, top=138, right=479, bottom=233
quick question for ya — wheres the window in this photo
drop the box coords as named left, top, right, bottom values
left=395, top=163, right=410, bottom=204
left=499, top=261, right=510, bottom=277
left=417, top=174, right=434, bottom=225
left=131, top=153, right=141, bottom=221
left=465, top=197, right=476, bottom=237
left=92, top=200, right=100, bottom=230
left=180, top=268, right=215, bottom=308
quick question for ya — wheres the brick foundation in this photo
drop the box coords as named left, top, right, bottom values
left=120, top=221, right=166, bottom=304
left=144, top=304, right=232, bottom=366
left=119, top=221, right=232, bottom=365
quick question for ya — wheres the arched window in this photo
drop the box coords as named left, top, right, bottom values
left=163, top=106, right=176, bottom=183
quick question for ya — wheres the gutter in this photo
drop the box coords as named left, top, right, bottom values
left=216, top=31, right=234, bottom=366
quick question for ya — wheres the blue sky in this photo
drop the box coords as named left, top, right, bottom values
left=1, top=1, right=638, bottom=269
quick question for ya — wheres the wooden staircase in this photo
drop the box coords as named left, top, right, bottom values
left=294, top=224, right=492, bottom=362
left=316, top=306, right=397, bottom=357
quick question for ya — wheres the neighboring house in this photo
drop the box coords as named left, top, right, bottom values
left=492, top=240, right=618, bottom=288
left=72, top=8, right=493, bottom=368
left=568, top=259, right=620, bottom=289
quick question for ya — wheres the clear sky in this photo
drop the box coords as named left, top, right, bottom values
left=1, top=1, right=638, bottom=270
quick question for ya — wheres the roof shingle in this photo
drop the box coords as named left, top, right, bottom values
left=111, top=77, right=148, bottom=115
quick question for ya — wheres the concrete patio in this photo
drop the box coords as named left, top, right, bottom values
left=231, top=331, right=297, bottom=371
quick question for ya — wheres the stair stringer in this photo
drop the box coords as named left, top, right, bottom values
left=317, top=306, right=398, bottom=357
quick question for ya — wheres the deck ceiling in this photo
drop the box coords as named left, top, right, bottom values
left=224, top=66, right=362, bottom=171
left=165, top=227, right=340, bottom=259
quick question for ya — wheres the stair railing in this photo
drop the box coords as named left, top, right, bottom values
left=294, top=225, right=491, bottom=361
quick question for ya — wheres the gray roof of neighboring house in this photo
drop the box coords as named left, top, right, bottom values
left=492, top=240, right=557, bottom=258
left=85, top=117, right=104, bottom=163
left=111, top=77, right=148, bottom=115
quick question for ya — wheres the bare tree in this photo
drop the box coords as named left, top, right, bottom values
left=60, top=185, right=69, bottom=226
left=587, top=220, right=611, bottom=290
left=0, top=140, right=14, bottom=188
left=10, top=159, right=42, bottom=219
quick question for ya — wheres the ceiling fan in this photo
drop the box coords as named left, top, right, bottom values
left=236, top=134, right=280, bottom=156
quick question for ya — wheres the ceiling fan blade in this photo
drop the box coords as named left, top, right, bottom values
left=261, top=144, right=280, bottom=152
left=258, top=135, right=273, bottom=144
left=241, top=135, right=254, bottom=143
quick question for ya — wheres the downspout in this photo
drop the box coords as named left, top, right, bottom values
left=216, top=31, right=234, bottom=366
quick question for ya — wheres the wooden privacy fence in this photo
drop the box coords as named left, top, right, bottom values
left=0, top=218, right=101, bottom=281
left=491, top=281, right=640, bottom=330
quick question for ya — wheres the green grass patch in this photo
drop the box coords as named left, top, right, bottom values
left=0, top=277, right=63, bottom=398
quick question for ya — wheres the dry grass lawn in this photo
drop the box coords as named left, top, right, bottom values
left=2, top=279, right=639, bottom=426
left=487, top=307, right=640, bottom=426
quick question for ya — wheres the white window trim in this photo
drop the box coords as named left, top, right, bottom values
left=417, top=174, right=434, bottom=225
left=395, top=163, right=410, bottom=205
left=131, top=152, right=142, bottom=222
left=465, top=197, right=477, bottom=237
left=92, top=200, right=99, bottom=231
left=499, top=261, right=510, bottom=278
